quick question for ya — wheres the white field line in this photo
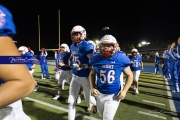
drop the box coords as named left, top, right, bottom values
left=25, top=97, right=100, bottom=120
left=165, top=81, right=179, bottom=120
left=139, top=82, right=163, bottom=86
left=138, top=111, right=166, bottom=120
left=142, top=100, right=165, bottom=106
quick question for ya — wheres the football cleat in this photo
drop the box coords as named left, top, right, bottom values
left=87, top=103, right=93, bottom=112
left=52, top=95, right=60, bottom=100
left=34, top=85, right=40, bottom=92
left=135, top=89, right=139, bottom=94
left=76, top=96, right=81, bottom=104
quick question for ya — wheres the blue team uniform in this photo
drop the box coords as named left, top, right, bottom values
left=0, top=5, right=16, bottom=37
left=39, top=51, right=50, bottom=78
left=163, top=50, right=171, bottom=79
left=169, top=47, right=179, bottom=91
left=177, top=44, right=180, bottom=87
left=23, top=52, right=34, bottom=70
left=154, top=55, right=160, bottom=74
left=0, top=5, right=16, bottom=84
left=89, top=51, right=130, bottom=94
left=70, top=40, right=94, bottom=77
left=129, top=55, right=142, bottom=71
left=56, top=52, right=71, bottom=70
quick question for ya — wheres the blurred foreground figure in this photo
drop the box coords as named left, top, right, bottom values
left=0, top=4, right=35, bottom=120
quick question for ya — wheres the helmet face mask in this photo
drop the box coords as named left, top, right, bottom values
left=99, top=35, right=118, bottom=57
left=70, top=25, right=86, bottom=43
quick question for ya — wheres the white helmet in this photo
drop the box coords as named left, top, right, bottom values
left=18, top=46, right=28, bottom=55
left=99, top=35, right=119, bottom=57
left=70, top=25, right=86, bottom=43
left=131, top=48, right=138, bottom=53
left=60, top=43, right=70, bottom=52
left=88, top=40, right=96, bottom=50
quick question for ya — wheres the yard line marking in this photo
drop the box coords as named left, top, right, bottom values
left=165, top=81, right=180, bottom=120
left=25, top=97, right=100, bottom=120
left=139, top=82, right=163, bottom=86
left=138, top=111, right=166, bottom=119
left=142, top=100, right=165, bottom=106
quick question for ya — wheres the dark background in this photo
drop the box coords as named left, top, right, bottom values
left=1, top=0, right=180, bottom=56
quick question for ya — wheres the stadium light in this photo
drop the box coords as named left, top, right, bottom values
left=95, top=40, right=100, bottom=46
left=141, top=41, right=147, bottom=45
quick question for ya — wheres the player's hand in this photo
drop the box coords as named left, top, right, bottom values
left=91, top=88, right=99, bottom=97
left=72, top=63, right=82, bottom=71
left=59, top=62, right=65, bottom=66
left=117, top=90, right=127, bottom=100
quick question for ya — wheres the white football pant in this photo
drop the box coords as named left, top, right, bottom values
left=57, top=70, right=72, bottom=85
left=132, top=70, right=141, bottom=82
left=0, top=100, right=31, bottom=120
left=96, top=92, right=121, bottom=120
left=68, top=74, right=96, bottom=120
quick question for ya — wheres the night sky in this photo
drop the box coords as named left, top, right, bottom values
left=1, top=0, right=180, bottom=54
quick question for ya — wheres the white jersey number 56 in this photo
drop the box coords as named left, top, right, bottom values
left=100, top=70, right=115, bottom=84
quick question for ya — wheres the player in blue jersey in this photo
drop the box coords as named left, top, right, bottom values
left=89, top=34, right=133, bottom=120
left=0, top=4, right=35, bottom=119
left=53, top=43, right=72, bottom=100
left=163, top=49, right=171, bottom=80
left=129, top=48, right=144, bottom=94
left=18, top=46, right=39, bottom=92
left=39, top=48, right=51, bottom=79
left=177, top=38, right=180, bottom=92
left=169, top=42, right=179, bottom=92
left=68, top=25, right=97, bottom=120
left=28, top=47, right=34, bottom=55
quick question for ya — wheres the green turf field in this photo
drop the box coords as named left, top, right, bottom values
left=22, top=65, right=175, bottom=120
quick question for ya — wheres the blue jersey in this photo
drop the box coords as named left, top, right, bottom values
left=129, top=55, right=142, bottom=71
left=70, top=40, right=94, bottom=77
left=39, top=51, right=48, bottom=65
left=177, top=44, right=180, bottom=57
left=155, top=55, right=160, bottom=64
left=0, top=5, right=16, bottom=37
left=56, top=52, right=71, bottom=70
left=23, top=52, right=34, bottom=69
left=89, top=51, right=130, bottom=94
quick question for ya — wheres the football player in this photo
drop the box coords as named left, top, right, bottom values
left=129, top=48, right=144, bottom=94
left=18, top=46, right=39, bottom=92
left=0, top=4, right=35, bottom=120
left=68, top=25, right=97, bottom=120
left=89, top=34, right=133, bottom=120
left=39, top=48, right=51, bottom=79
left=53, top=43, right=72, bottom=100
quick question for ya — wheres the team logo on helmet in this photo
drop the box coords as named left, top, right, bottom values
left=0, top=10, right=5, bottom=28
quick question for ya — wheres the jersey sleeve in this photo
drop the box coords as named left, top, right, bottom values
left=0, top=5, right=16, bottom=37
left=83, top=41, right=94, bottom=55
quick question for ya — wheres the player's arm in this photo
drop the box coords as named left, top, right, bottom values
left=30, top=64, right=36, bottom=69
left=117, top=66, right=133, bottom=100
left=0, top=37, right=36, bottom=108
left=68, top=55, right=73, bottom=67
left=89, top=66, right=99, bottom=96
left=122, top=66, right=133, bottom=92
